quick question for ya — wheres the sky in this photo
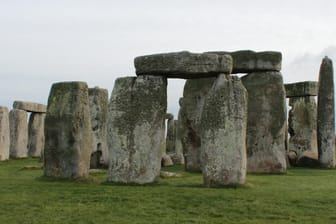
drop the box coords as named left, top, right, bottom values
left=0, top=0, right=335, bottom=116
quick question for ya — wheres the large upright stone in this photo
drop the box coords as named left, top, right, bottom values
left=134, top=51, right=232, bottom=79
left=9, top=109, right=28, bottom=158
left=0, top=106, right=10, bottom=160
left=208, top=50, right=282, bottom=74
left=28, top=113, right=45, bottom=157
left=201, top=75, right=247, bottom=187
left=44, top=82, right=92, bottom=179
left=180, top=78, right=216, bottom=172
left=241, top=71, right=287, bottom=173
left=165, top=113, right=175, bottom=154
left=88, top=87, right=109, bottom=168
left=108, top=76, right=167, bottom=184
left=288, top=97, right=318, bottom=161
left=13, top=101, right=47, bottom=113
left=171, top=119, right=184, bottom=165
left=317, top=57, right=335, bottom=168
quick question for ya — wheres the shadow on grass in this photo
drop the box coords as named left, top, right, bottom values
left=36, top=175, right=98, bottom=183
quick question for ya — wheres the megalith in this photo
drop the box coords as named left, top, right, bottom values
left=0, top=106, right=10, bottom=160
left=44, top=82, right=92, bottom=179
left=180, top=78, right=216, bottom=172
left=9, top=109, right=28, bottom=158
left=201, top=75, right=247, bottom=186
left=107, top=75, right=167, bottom=184
left=172, top=119, right=184, bottom=165
left=165, top=113, right=175, bottom=154
left=317, top=57, right=335, bottom=168
left=285, top=81, right=318, bottom=165
left=88, top=87, right=109, bottom=168
left=13, top=101, right=47, bottom=113
left=28, top=113, right=46, bottom=157
left=241, top=71, right=287, bottom=173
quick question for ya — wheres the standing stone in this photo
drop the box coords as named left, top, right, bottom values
left=165, top=113, right=175, bottom=154
left=44, top=82, right=92, bottom=179
left=171, top=119, right=184, bottom=165
left=0, top=106, right=10, bottom=160
left=288, top=97, right=318, bottom=160
left=108, top=76, right=167, bottom=184
left=317, top=57, right=335, bottom=168
left=241, top=71, right=287, bottom=173
left=9, top=109, right=28, bottom=158
left=28, top=113, right=45, bottom=157
left=180, top=78, right=216, bottom=172
left=201, top=75, right=247, bottom=186
left=88, top=87, right=109, bottom=168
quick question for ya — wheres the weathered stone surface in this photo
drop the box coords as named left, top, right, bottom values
left=208, top=50, right=282, bottom=73
left=107, top=76, right=167, bottom=184
left=180, top=78, right=216, bottom=172
left=170, top=119, right=184, bottom=165
left=88, top=87, right=109, bottom=168
left=317, top=57, right=335, bottom=168
left=44, top=82, right=92, bottom=179
left=201, top=75, right=247, bottom=186
left=241, top=71, right=287, bottom=173
left=134, top=51, right=232, bottom=78
left=28, top=113, right=45, bottom=157
left=296, top=150, right=319, bottom=168
left=166, top=116, right=175, bottom=154
left=161, top=154, right=174, bottom=167
left=9, top=109, right=28, bottom=158
left=0, top=106, right=10, bottom=160
left=288, top=97, right=317, bottom=159
left=13, top=101, right=46, bottom=113
left=285, top=81, right=318, bottom=97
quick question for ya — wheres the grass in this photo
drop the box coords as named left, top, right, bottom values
left=1, top=159, right=336, bottom=223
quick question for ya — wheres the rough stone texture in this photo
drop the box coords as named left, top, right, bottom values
left=165, top=116, right=175, bottom=154
left=134, top=51, right=232, bottom=78
left=107, top=76, right=167, bottom=184
left=9, top=109, right=28, bottom=158
left=180, top=78, right=216, bottom=172
left=0, top=106, right=10, bottom=160
left=285, top=81, right=318, bottom=97
left=13, top=101, right=46, bottom=113
left=170, top=119, right=184, bottom=165
left=201, top=75, right=247, bottom=187
left=208, top=50, right=282, bottom=73
left=88, top=87, right=109, bottom=168
left=28, top=113, right=45, bottom=157
left=317, top=57, right=335, bottom=168
left=241, top=71, right=287, bottom=173
left=288, top=97, right=317, bottom=159
left=161, top=154, right=174, bottom=167
left=44, top=82, right=92, bottom=179
left=296, top=150, right=319, bottom=168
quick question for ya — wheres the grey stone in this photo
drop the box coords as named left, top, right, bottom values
left=201, top=75, right=247, bottom=186
left=317, top=56, right=335, bottom=168
left=166, top=116, right=175, bottom=154
left=171, top=119, right=184, bottom=165
left=241, top=71, right=287, bottom=173
left=0, top=106, right=10, bottom=160
left=13, top=101, right=46, bottom=113
left=165, top=113, right=174, bottom=120
left=288, top=97, right=317, bottom=158
left=9, top=109, right=28, bottom=158
left=107, top=76, right=167, bottom=184
left=134, top=51, right=232, bottom=78
left=28, top=113, right=45, bottom=157
left=208, top=50, right=282, bottom=73
left=296, top=150, right=319, bottom=168
left=161, top=154, right=174, bottom=167
left=284, top=81, right=318, bottom=97
left=180, top=78, right=216, bottom=172
left=44, top=82, right=92, bottom=179
left=88, top=87, right=109, bottom=168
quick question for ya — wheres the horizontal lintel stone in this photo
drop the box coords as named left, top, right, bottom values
left=134, top=51, right=232, bottom=79
left=13, top=101, right=47, bottom=113
left=284, top=81, right=318, bottom=97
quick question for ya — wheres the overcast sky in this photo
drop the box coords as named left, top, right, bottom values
left=1, top=0, right=335, bottom=116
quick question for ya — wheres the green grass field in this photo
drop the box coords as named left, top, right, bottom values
left=1, top=158, right=336, bottom=224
